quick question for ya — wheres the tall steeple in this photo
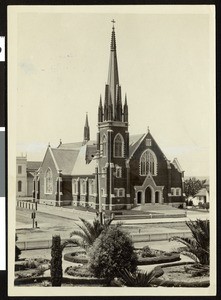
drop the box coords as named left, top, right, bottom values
left=83, top=113, right=90, bottom=145
left=103, top=20, right=123, bottom=121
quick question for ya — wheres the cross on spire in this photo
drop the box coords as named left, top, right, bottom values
left=111, top=19, right=116, bottom=29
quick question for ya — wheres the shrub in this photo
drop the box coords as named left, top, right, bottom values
left=15, top=234, right=21, bottom=261
left=139, top=246, right=156, bottom=258
left=119, top=267, right=162, bottom=287
left=51, top=235, right=62, bottom=287
left=171, top=219, right=209, bottom=276
left=88, top=225, right=138, bottom=281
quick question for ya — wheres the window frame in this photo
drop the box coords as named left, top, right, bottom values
left=18, top=180, right=22, bottom=192
left=139, top=149, right=157, bottom=176
left=113, top=133, right=124, bottom=158
left=44, top=168, right=53, bottom=194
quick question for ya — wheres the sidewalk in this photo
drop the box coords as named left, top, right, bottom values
left=36, top=204, right=209, bottom=225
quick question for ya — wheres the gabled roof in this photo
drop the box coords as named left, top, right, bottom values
left=195, top=187, right=209, bottom=197
left=27, top=161, right=41, bottom=171
left=58, top=142, right=83, bottom=150
left=172, top=158, right=183, bottom=173
left=51, top=148, right=79, bottom=175
left=72, top=144, right=96, bottom=176
left=129, top=134, right=145, bottom=158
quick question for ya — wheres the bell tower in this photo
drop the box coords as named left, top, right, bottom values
left=96, top=21, right=130, bottom=211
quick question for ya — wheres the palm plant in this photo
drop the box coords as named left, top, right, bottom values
left=119, top=268, right=160, bottom=287
left=171, top=219, right=209, bottom=276
left=69, top=217, right=112, bottom=250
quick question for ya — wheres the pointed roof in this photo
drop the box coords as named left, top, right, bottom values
left=84, top=112, right=89, bottom=127
left=107, top=24, right=120, bottom=110
left=71, top=144, right=96, bottom=176
left=51, top=148, right=79, bottom=175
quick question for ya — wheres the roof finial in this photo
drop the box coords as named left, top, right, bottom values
left=147, top=126, right=150, bottom=133
left=111, top=19, right=116, bottom=30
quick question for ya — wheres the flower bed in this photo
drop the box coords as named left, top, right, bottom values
left=151, top=263, right=210, bottom=287
left=14, top=258, right=50, bottom=279
left=136, top=246, right=180, bottom=265
left=65, top=265, right=94, bottom=278
left=14, top=276, right=107, bottom=286
left=63, top=251, right=88, bottom=264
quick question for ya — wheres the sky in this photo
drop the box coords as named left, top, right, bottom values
left=9, top=5, right=215, bottom=177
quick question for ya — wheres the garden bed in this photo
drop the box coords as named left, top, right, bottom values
left=136, top=247, right=180, bottom=265
left=14, top=276, right=107, bottom=287
left=64, top=250, right=88, bottom=264
left=63, top=247, right=180, bottom=266
left=152, top=263, right=210, bottom=287
left=14, top=258, right=50, bottom=279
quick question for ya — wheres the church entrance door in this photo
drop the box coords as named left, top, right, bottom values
left=137, top=191, right=142, bottom=204
left=145, top=187, right=152, bottom=203
left=155, top=191, right=159, bottom=203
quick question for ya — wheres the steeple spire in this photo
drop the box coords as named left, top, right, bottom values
left=105, top=20, right=120, bottom=120
left=83, top=112, right=90, bottom=145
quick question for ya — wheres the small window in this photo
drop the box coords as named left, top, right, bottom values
left=18, top=166, right=22, bottom=174
left=116, top=166, right=122, bottom=178
left=114, top=188, right=118, bottom=196
left=18, top=180, right=22, bottom=192
left=146, top=139, right=152, bottom=146
left=171, top=188, right=175, bottom=196
left=176, top=188, right=181, bottom=196
left=118, top=188, right=125, bottom=197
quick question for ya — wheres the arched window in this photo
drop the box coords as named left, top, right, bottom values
left=140, top=149, right=157, bottom=176
left=81, top=180, right=87, bottom=195
left=101, top=134, right=107, bottom=156
left=18, top=181, right=22, bottom=192
left=73, top=179, right=78, bottom=194
left=114, top=134, right=124, bottom=157
left=45, top=168, right=53, bottom=194
left=89, top=180, right=95, bottom=195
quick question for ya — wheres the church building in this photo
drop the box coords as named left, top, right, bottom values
left=35, top=23, right=185, bottom=210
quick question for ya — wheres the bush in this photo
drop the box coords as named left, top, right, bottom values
left=88, top=225, right=138, bottom=281
left=51, top=235, right=62, bottom=287
left=139, top=246, right=156, bottom=258
left=15, top=234, right=21, bottom=261
left=119, top=267, right=163, bottom=287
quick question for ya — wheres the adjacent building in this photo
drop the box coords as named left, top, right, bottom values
left=16, top=155, right=41, bottom=197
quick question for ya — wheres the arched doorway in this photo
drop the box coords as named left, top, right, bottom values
left=155, top=191, right=159, bottom=203
left=145, top=187, right=152, bottom=203
left=137, top=191, right=142, bottom=204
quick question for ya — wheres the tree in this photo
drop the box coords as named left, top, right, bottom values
left=51, top=235, right=62, bottom=286
left=184, top=178, right=206, bottom=198
left=69, top=217, right=112, bottom=250
left=88, top=225, right=138, bottom=282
